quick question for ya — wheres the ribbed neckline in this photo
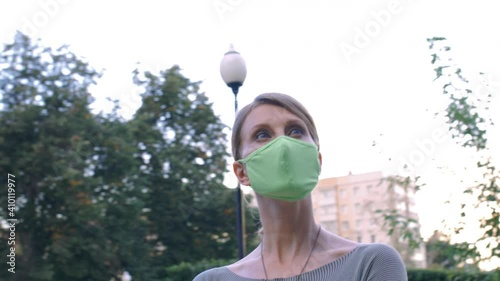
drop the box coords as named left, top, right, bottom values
left=223, top=243, right=364, bottom=280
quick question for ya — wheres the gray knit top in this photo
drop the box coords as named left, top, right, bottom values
left=193, top=243, right=408, bottom=281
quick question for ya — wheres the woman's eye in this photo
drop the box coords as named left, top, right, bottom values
left=288, top=127, right=304, bottom=137
left=255, top=131, right=270, bottom=140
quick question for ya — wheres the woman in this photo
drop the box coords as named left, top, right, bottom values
left=194, top=93, right=408, bottom=280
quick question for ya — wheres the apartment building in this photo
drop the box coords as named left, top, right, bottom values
left=312, top=171, right=426, bottom=268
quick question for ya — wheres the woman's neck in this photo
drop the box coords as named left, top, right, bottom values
left=256, top=195, right=320, bottom=263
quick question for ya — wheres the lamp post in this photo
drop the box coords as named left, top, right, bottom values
left=220, top=44, right=247, bottom=259
left=121, top=271, right=131, bottom=281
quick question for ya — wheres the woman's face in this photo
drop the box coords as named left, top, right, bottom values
left=238, top=104, right=317, bottom=160
left=233, top=103, right=321, bottom=187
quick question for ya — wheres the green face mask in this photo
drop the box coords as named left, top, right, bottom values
left=238, top=136, right=320, bottom=202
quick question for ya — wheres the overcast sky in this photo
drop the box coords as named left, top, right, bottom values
left=2, top=1, right=499, bottom=261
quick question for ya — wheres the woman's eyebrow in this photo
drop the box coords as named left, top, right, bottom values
left=285, top=119, right=307, bottom=128
left=249, top=122, right=268, bottom=131
left=247, top=123, right=270, bottom=138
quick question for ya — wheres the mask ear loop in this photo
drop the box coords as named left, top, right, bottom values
left=242, top=162, right=251, bottom=187
left=243, top=163, right=252, bottom=187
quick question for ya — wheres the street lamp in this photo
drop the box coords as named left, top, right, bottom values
left=220, top=44, right=247, bottom=111
left=121, top=271, right=132, bottom=281
left=220, top=44, right=247, bottom=259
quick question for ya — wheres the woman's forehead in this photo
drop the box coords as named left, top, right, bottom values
left=241, top=104, right=304, bottom=132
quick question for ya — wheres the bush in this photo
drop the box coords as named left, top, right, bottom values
left=165, top=259, right=236, bottom=281
left=407, top=268, right=500, bottom=281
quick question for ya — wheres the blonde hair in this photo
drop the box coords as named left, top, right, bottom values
left=231, top=93, right=320, bottom=160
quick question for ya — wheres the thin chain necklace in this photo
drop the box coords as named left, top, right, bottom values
left=260, top=225, right=322, bottom=281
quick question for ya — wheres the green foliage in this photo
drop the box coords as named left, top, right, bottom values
left=427, top=36, right=499, bottom=267
left=425, top=231, right=470, bottom=270
left=378, top=36, right=499, bottom=271
left=0, top=32, right=127, bottom=281
left=377, top=208, right=421, bottom=250
left=0, top=32, right=258, bottom=280
left=129, top=65, right=259, bottom=276
left=381, top=176, right=423, bottom=246
left=165, top=259, right=236, bottom=281
left=407, top=268, right=500, bottom=281
left=426, top=37, right=493, bottom=151
left=376, top=175, right=423, bottom=267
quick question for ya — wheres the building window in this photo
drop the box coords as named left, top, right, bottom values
left=366, top=185, right=373, bottom=193
left=355, top=219, right=361, bottom=228
left=341, top=204, right=347, bottom=214
left=342, top=221, right=349, bottom=231
left=365, top=201, right=373, bottom=212
left=357, top=236, right=362, bottom=243
left=322, top=190, right=331, bottom=198
left=321, top=190, right=336, bottom=203
left=340, top=189, right=346, bottom=198
left=371, top=234, right=376, bottom=243
left=323, top=220, right=337, bottom=232
left=355, top=203, right=361, bottom=214
left=322, top=203, right=336, bottom=214
left=353, top=186, right=359, bottom=195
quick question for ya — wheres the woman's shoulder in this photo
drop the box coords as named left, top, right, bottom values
left=315, top=238, right=399, bottom=268
left=192, top=266, right=233, bottom=281
left=354, top=242, right=404, bottom=260
left=349, top=243, right=408, bottom=279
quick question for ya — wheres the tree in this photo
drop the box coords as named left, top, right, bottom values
left=427, top=36, right=499, bottom=268
left=378, top=37, right=499, bottom=270
left=0, top=32, right=152, bottom=281
left=376, top=175, right=423, bottom=268
left=425, top=231, right=464, bottom=270
left=0, top=32, right=259, bottom=281
left=129, top=65, right=259, bottom=277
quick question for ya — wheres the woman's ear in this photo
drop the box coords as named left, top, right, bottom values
left=233, top=161, right=250, bottom=186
